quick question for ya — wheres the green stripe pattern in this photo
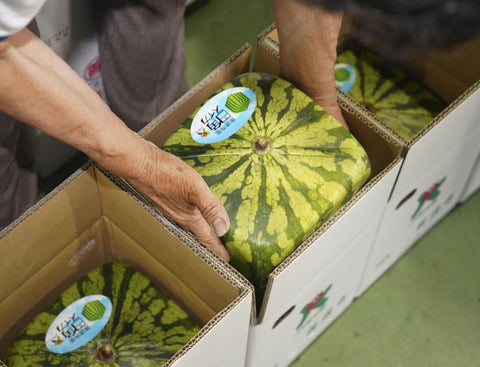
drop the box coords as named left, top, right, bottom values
left=163, top=73, right=371, bottom=306
left=6, top=263, right=200, bottom=366
left=336, top=49, right=446, bottom=141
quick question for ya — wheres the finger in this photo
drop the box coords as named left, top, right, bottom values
left=182, top=210, right=231, bottom=262
left=195, top=185, right=231, bottom=238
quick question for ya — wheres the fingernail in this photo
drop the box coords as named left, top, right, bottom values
left=212, top=217, right=229, bottom=237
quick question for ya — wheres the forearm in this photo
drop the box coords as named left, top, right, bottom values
left=0, top=28, right=231, bottom=259
left=271, top=0, right=347, bottom=128
left=0, top=28, right=143, bottom=179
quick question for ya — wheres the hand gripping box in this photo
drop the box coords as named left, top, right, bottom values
left=0, top=163, right=252, bottom=367
left=139, top=41, right=401, bottom=366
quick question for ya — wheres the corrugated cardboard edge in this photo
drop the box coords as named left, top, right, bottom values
left=93, top=164, right=256, bottom=364
left=254, top=25, right=405, bottom=322
left=138, top=43, right=253, bottom=141
left=258, top=144, right=402, bottom=322
left=256, top=24, right=480, bottom=154
left=0, top=359, right=6, bottom=367
left=1, top=160, right=253, bottom=365
left=0, top=164, right=91, bottom=240
left=406, top=79, right=480, bottom=148
left=136, top=43, right=259, bottom=323
left=343, top=78, right=480, bottom=151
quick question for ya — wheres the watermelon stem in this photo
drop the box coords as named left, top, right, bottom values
left=253, top=136, right=271, bottom=154
left=94, top=343, right=116, bottom=364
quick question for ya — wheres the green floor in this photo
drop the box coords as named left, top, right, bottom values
left=290, top=190, right=480, bottom=367
left=38, top=1, right=480, bottom=366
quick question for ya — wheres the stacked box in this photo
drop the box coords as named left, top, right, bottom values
left=141, top=42, right=402, bottom=367
left=460, top=153, right=480, bottom=202
left=338, top=34, right=480, bottom=296
left=255, top=24, right=480, bottom=299
left=0, top=162, right=252, bottom=366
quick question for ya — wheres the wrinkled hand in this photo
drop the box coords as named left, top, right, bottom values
left=272, top=0, right=348, bottom=129
left=127, top=140, right=231, bottom=261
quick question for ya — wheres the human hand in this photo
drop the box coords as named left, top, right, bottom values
left=124, top=139, right=231, bottom=261
left=271, top=0, right=348, bottom=129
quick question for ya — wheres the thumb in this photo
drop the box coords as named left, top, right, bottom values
left=196, top=186, right=231, bottom=238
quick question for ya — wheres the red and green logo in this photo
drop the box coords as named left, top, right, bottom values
left=296, top=284, right=332, bottom=330
left=52, top=336, right=64, bottom=345
left=411, top=176, right=446, bottom=220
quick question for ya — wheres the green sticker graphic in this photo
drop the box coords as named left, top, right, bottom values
left=225, top=92, right=250, bottom=113
left=82, top=300, right=107, bottom=321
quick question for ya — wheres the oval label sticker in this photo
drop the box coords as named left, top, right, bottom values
left=45, top=295, right=112, bottom=354
left=191, top=87, right=256, bottom=144
left=334, top=63, right=356, bottom=94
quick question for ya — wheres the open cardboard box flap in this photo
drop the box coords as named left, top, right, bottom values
left=139, top=38, right=402, bottom=322
left=0, top=163, right=248, bottom=358
left=256, top=106, right=402, bottom=321
left=140, top=43, right=252, bottom=147
left=257, top=24, right=480, bottom=147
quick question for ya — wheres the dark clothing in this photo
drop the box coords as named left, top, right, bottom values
left=0, top=1, right=188, bottom=230
left=96, top=0, right=188, bottom=132
left=0, top=114, right=38, bottom=230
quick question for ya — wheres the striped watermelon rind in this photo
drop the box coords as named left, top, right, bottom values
left=163, top=72, right=371, bottom=305
left=6, top=263, right=200, bottom=367
left=335, top=48, right=446, bottom=141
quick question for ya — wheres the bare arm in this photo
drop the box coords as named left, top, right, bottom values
left=271, top=0, right=347, bottom=129
left=0, top=29, right=230, bottom=260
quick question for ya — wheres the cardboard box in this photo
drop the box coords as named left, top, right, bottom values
left=23, top=0, right=105, bottom=178
left=142, top=42, right=402, bottom=367
left=0, top=163, right=252, bottom=366
left=459, top=151, right=480, bottom=202
left=256, top=24, right=480, bottom=298
left=348, top=35, right=480, bottom=296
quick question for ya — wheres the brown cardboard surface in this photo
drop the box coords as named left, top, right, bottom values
left=407, top=37, right=480, bottom=101
left=341, top=106, right=401, bottom=178
left=95, top=169, right=238, bottom=322
left=254, top=30, right=280, bottom=78
left=257, top=25, right=480, bottom=149
left=0, top=163, right=244, bottom=359
left=141, top=44, right=252, bottom=147
left=1, top=167, right=101, bottom=297
left=145, top=34, right=402, bottom=322
left=254, top=29, right=401, bottom=181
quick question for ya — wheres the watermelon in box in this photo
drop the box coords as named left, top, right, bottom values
left=163, top=72, right=371, bottom=306
left=335, top=48, right=446, bottom=141
left=6, top=263, right=200, bottom=366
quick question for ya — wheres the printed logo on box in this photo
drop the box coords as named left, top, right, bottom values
left=296, top=285, right=332, bottom=335
left=46, top=295, right=112, bottom=354
left=190, top=87, right=256, bottom=144
left=410, top=176, right=453, bottom=231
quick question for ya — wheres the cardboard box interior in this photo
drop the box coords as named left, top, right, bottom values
left=140, top=44, right=252, bottom=147
left=256, top=106, right=401, bottom=321
left=140, top=42, right=402, bottom=321
left=338, top=28, right=480, bottom=147
left=255, top=24, right=480, bottom=147
left=0, top=164, right=244, bottom=359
